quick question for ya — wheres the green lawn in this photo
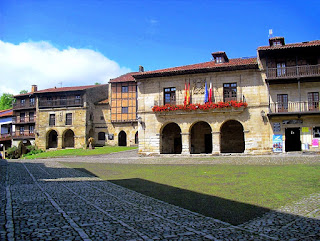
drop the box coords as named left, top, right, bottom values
left=62, top=162, right=320, bottom=224
left=24, top=146, right=137, bottom=159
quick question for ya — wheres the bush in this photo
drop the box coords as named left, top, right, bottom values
left=23, top=146, right=44, bottom=157
left=7, top=146, right=19, bottom=159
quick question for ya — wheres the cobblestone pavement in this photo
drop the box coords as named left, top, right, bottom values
left=1, top=152, right=319, bottom=240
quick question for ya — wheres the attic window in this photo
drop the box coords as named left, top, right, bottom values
left=215, top=56, right=223, bottom=63
left=273, top=40, right=281, bottom=46
left=211, top=51, right=229, bottom=64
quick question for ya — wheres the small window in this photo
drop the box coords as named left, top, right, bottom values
left=215, top=56, right=223, bottom=63
left=122, top=86, right=129, bottom=93
left=29, top=112, right=34, bottom=122
left=313, top=127, right=320, bottom=138
left=122, top=107, right=128, bottom=113
left=100, top=116, right=104, bottom=120
left=273, top=40, right=281, bottom=46
left=20, top=126, right=25, bottom=135
left=66, top=113, right=72, bottom=125
left=21, top=99, right=25, bottom=106
left=20, top=113, right=25, bottom=123
left=98, top=132, right=106, bottom=141
left=29, top=98, right=35, bottom=106
left=29, top=125, right=34, bottom=134
left=75, top=95, right=81, bottom=104
left=164, top=87, right=176, bottom=105
left=277, top=62, right=286, bottom=76
left=223, top=83, right=237, bottom=102
left=49, top=114, right=55, bottom=126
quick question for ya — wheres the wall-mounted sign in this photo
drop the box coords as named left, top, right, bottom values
left=282, top=120, right=303, bottom=125
left=302, top=127, right=310, bottom=133
left=273, top=123, right=281, bottom=132
left=312, top=139, right=319, bottom=147
left=273, top=135, right=283, bottom=152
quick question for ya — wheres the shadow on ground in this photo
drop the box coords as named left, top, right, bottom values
left=110, top=178, right=270, bottom=225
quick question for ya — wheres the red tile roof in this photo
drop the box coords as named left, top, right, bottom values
left=14, top=92, right=35, bottom=98
left=133, top=58, right=258, bottom=79
left=0, top=109, right=13, bottom=118
left=109, top=72, right=139, bottom=83
left=35, top=84, right=106, bottom=94
left=258, top=40, right=320, bottom=51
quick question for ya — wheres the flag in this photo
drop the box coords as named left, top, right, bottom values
left=204, top=82, right=208, bottom=103
left=186, top=82, right=190, bottom=105
left=184, top=82, right=187, bottom=106
left=209, top=82, right=213, bottom=103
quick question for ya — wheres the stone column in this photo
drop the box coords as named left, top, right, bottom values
left=57, top=135, right=63, bottom=149
left=212, top=131, right=220, bottom=155
left=181, top=132, right=190, bottom=155
left=243, top=130, right=250, bottom=154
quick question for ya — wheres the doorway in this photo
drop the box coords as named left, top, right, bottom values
left=118, top=131, right=127, bottom=146
left=285, top=128, right=301, bottom=152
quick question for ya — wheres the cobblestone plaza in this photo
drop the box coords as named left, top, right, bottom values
left=1, top=152, right=319, bottom=240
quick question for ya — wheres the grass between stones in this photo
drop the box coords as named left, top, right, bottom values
left=62, top=162, right=320, bottom=225
left=24, top=146, right=137, bottom=159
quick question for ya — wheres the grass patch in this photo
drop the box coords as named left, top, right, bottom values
left=62, top=162, right=320, bottom=224
left=24, top=146, right=137, bottom=159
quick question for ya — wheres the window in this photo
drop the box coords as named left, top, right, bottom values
left=60, top=96, right=67, bottom=106
left=29, top=112, right=34, bottom=122
left=122, top=86, right=129, bottom=93
left=215, top=56, right=223, bottom=63
left=100, top=116, right=104, bottom=121
left=66, top=113, right=72, bottom=125
left=21, top=99, right=25, bottom=106
left=29, top=98, right=35, bottom=106
left=49, top=114, right=55, bottom=126
left=122, top=107, right=128, bottom=113
left=313, top=127, right=320, bottom=138
left=75, top=95, right=81, bottom=104
left=47, top=97, right=53, bottom=106
left=29, top=125, right=34, bottom=134
left=223, top=83, right=237, bottom=102
left=164, top=87, right=176, bottom=105
left=277, top=62, right=286, bottom=76
left=20, top=113, right=25, bottom=123
left=98, top=132, right=106, bottom=141
left=277, top=94, right=288, bottom=113
left=308, top=92, right=319, bottom=111
left=273, top=40, right=281, bottom=46
left=19, top=126, right=25, bottom=135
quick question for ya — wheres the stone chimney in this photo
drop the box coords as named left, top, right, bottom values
left=31, top=85, right=38, bottom=92
left=139, top=65, right=144, bottom=72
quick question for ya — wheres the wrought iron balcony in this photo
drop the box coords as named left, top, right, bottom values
left=38, top=98, right=83, bottom=108
left=12, top=116, right=36, bottom=124
left=269, top=101, right=319, bottom=114
left=266, top=64, right=320, bottom=80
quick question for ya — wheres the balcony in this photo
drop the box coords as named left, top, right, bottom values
left=269, top=101, right=320, bottom=116
left=152, top=96, right=247, bottom=115
left=12, top=131, right=35, bottom=139
left=266, top=64, right=320, bottom=80
left=13, top=102, right=36, bottom=110
left=12, top=116, right=36, bottom=124
left=0, top=133, right=12, bottom=141
left=39, top=98, right=83, bottom=108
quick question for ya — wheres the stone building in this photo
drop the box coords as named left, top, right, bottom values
left=258, top=37, right=320, bottom=152
left=133, top=53, right=270, bottom=155
left=35, top=84, right=108, bottom=149
left=12, top=85, right=37, bottom=147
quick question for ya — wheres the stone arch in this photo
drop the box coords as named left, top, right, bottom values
left=161, top=122, right=182, bottom=154
left=220, top=120, right=245, bottom=153
left=118, top=131, right=127, bottom=146
left=63, top=129, right=75, bottom=148
left=47, top=129, right=58, bottom=149
left=190, top=121, right=212, bottom=154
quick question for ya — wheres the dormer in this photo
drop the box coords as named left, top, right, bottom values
left=269, top=37, right=285, bottom=47
left=211, top=51, right=229, bottom=64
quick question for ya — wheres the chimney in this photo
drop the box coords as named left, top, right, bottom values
left=31, top=85, right=38, bottom=92
left=139, top=65, right=144, bottom=72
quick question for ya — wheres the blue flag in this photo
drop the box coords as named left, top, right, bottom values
left=204, top=82, right=208, bottom=103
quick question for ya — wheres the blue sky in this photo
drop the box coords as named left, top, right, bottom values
left=0, top=0, right=319, bottom=93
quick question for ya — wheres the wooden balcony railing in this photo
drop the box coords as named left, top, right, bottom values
left=12, top=116, right=36, bottom=124
left=266, top=64, right=320, bottom=79
left=39, top=98, right=83, bottom=108
left=269, top=101, right=319, bottom=114
left=0, top=133, right=12, bottom=141
left=13, top=102, right=36, bottom=110
left=12, top=131, right=35, bottom=138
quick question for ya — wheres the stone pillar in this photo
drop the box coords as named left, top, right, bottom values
left=212, top=131, right=220, bottom=155
left=57, top=135, right=63, bottom=149
left=181, top=132, right=190, bottom=155
left=243, top=130, right=250, bottom=154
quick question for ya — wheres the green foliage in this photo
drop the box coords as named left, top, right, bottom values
left=7, top=146, right=19, bottom=159
left=19, top=90, right=28, bottom=94
left=0, top=93, right=14, bottom=110
left=17, top=141, right=27, bottom=157
left=94, top=82, right=101, bottom=85
left=23, top=146, right=44, bottom=157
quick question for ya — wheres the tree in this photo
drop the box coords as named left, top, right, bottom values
left=95, top=82, right=101, bottom=85
left=0, top=93, right=14, bottom=110
left=20, top=90, right=28, bottom=94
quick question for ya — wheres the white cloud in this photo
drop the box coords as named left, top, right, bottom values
left=0, top=40, right=131, bottom=94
